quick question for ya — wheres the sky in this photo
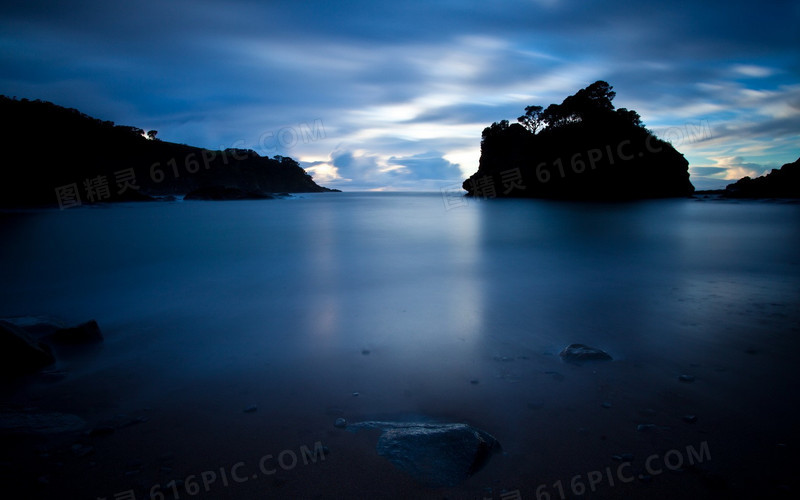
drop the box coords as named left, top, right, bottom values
left=1, top=0, right=798, bottom=191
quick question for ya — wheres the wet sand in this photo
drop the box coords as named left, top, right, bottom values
left=2, top=311, right=799, bottom=499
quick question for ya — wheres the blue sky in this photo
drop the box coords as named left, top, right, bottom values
left=1, top=0, right=798, bottom=191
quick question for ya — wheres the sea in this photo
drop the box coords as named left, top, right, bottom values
left=1, top=192, right=799, bottom=499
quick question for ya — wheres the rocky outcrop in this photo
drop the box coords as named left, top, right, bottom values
left=0, top=320, right=56, bottom=376
left=724, top=157, right=800, bottom=198
left=0, top=95, right=338, bottom=207
left=463, top=81, right=693, bottom=199
left=1, top=318, right=104, bottom=376
left=46, top=320, right=104, bottom=344
left=183, top=186, right=275, bottom=201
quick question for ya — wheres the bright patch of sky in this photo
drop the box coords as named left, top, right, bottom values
left=1, top=0, right=798, bottom=190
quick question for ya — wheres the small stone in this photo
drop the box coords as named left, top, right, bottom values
left=683, top=415, right=698, bottom=423
left=243, top=405, right=258, bottom=413
left=678, top=374, right=695, bottom=383
left=334, top=418, right=347, bottom=428
left=638, top=408, right=656, bottom=417
left=70, top=444, right=94, bottom=457
left=601, top=401, right=612, bottom=409
left=361, top=349, right=371, bottom=355
left=470, top=379, right=479, bottom=385
left=637, top=424, right=656, bottom=432
left=352, top=392, right=359, bottom=397
left=559, top=344, right=612, bottom=363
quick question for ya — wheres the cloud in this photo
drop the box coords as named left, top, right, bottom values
left=1, top=0, right=799, bottom=190
left=387, top=152, right=463, bottom=180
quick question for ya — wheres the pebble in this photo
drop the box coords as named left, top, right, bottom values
left=683, top=415, right=698, bottom=423
left=361, top=349, right=371, bottom=355
left=334, top=418, right=347, bottom=428
left=352, top=392, right=359, bottom=397
left=243, top=405, right=258, bottom=413
left=470, top=379, right=479, bottom=385
left=70, top=444, right=94, bottom=458
left=601, top=401, right=612, bottom=408
left=678, top=374, right=696, bottom=383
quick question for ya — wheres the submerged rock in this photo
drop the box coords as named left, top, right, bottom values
left=0, top=320, right=55, bottom=376
left=559, top=343, right=612, bottom=363
left=0, top=410, right=86, bottom=434
left=349, top=421, right=501, bottom=487
left=47, top=320, right=103, bottom=344
left=184, top=186, right=275, bottom=201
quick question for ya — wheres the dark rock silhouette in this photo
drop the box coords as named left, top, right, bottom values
left=724, top=157, right=800, bottom=198
left=46, top=320, right=103, bottom=344
left=0, top=95, right=338, bottom=207
left=1, top=318, right=106, bottom=376
left=184, top=186, right=275, bottom=201
left=347, top=420, right=501, bottom=487
left=0, top=410, right=87, bottom=435
left=0, top=320, right=55, bottom=376
left=463, top=81, right=694, bottom=199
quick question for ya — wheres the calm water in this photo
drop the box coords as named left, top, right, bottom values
left=2, top=193, right=800, bottom=498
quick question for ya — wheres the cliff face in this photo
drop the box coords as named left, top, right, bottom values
left=0, top=96, right=337, bottom=207
left=462, top=81, right=694, bottom=200
left=724, top=157, right=800, bottom=198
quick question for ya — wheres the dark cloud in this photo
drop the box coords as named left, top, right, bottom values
left=1, top=0, right=798, bottom=188
left=387, top=152, right=462, bottom=180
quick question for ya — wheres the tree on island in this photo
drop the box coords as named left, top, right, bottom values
left=463, top=81, right=693, bottom=199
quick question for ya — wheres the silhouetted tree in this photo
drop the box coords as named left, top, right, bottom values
left=517, top=105, right=544, bottom=134
left=462, top=81, right=693, bottom=199
left=615, top=108, right=642, bottom=128
left=146, top=130, right=158, bottom=140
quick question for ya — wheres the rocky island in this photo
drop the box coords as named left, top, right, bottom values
left=0, top=96, right=337, bottom=208
left=463, top=81, right=694, bottom=199
left=723, top=156, right=800, bottom=198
